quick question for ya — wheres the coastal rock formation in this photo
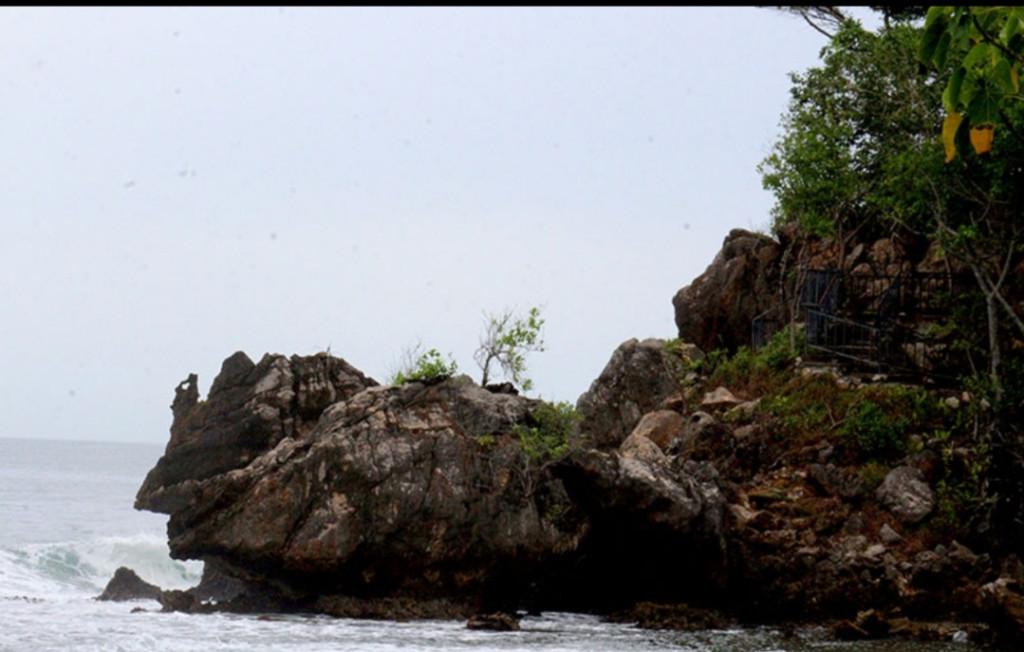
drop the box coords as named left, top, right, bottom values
left=671, top=226, right=971, bottom=356
left=132, top=343, right=1003, bottom=640
left=672, top=229, right=781, bottom=353
left=135, top=353, right=729, bottom=616
left=576, top=338, right=699, bottom=450
left=137, top=351, right=377, bottom=514
left=96, top=567, right=163, bottom=602
left=128, top=228, right=1021, bottom=647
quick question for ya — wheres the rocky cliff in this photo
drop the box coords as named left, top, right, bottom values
left=134, top=346, right=726, bottom=617
left=130, top=231, right=1024, bottom=647
left=672, top=229, right=782, bottom=353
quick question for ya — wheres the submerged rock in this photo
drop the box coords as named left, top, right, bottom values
left=96, top=567, right=162, bottom=602
left=607, top=601, right=732, bottom=631
left=466, top=612, right=521, bottom=631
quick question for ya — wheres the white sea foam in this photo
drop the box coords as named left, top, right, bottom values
left=0, top=533, right=201, bottom=600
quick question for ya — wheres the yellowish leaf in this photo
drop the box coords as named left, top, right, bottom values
left=942, top=112, right=964, bottom=162
left=970, top=125, right=995, bottom=155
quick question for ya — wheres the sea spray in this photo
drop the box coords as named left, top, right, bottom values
left=0, top=534, right=201, bottom=599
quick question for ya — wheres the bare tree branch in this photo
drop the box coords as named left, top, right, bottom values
left=765, top=6, right=849, bottom=38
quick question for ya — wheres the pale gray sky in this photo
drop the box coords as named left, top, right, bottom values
left=0, top=7, right=872, bottom=443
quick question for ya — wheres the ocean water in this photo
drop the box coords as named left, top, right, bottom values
left=0, top=437, right=984, bottom=652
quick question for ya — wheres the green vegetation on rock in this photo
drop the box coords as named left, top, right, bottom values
left=514, top=400, right=581, bottom=465
left=475, top=306, right=545, bottom=391
left=392, top=348, right=459, bottom=386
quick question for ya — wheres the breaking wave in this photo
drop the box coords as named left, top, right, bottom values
left=0, top=533, right=202, bottom=600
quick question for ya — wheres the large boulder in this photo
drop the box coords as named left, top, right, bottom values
left=875, top=466, right=935, bottom=524
left=136, top=351, right=377, bottom=514
left=576, top=338, right=696, bottom=450
left=673, top=229, right=782, bottom=353
left=138, top=369, right=576, bottom=610
left=551, top=451, right=728, bottom=609
left=134, top=350, right=733, bottom=616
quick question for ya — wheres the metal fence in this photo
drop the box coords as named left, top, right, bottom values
left=752, top=267, right=969, bottom=381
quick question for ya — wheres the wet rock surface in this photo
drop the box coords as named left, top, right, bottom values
left=96, top=567, right=162, bottom=602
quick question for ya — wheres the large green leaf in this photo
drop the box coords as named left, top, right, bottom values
left=993, top=59, right=1016, bottom=96
left=920, top=9, right=950, bottom=63
left=1000, top=9, right=1024, bottom=42
left=966, top=84, right=1004, bottom=127
left=975, top=6, right=1002, bottom=34
left=934, top=31, right=952, bottom=70
left=963, top=42, right=994, bottom=71
left=945, top=66, right=967, bottom=113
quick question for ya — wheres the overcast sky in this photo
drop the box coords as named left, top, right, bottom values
left=1, top=7, right=875, bottom=444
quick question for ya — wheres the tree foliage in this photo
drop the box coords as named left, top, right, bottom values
left=474, top=306, right=545, bottom=391
left=512, top=400, right=581, bottom=496
left=514, top=400, right=580, bottom=465
left=767, top=3, right=1024, bottom=557
left=759, top=21, right=947, bottom=240
left=919, top=6, right=1024, bottom=159
left=762, top=14, right=1024, bottom=397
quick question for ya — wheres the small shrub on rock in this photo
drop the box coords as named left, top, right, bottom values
left=393, top=348, right=459, bottom=386
left=514, top=401, right=581, bottom=465
left=513, top=401, right=582, bottom=496
left=841, top=400, right=907, bottom=461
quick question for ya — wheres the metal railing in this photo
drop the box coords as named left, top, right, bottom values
left=802, top=269, right=966, bottom=318
left=751, top=304, right=786, bottom=351
left=805, top=308, right=885, bottom=371
left=751, top=267, right=969, bottom=381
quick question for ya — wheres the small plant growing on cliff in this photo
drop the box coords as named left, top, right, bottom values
left=392, top=347, right=459, bottom=386
left=702, top=328, right=801, bottom=399
left=515, top=400, right=579, bottom=463
left=841, top=400, right=907, bottom=461
left=513, top=400, right=581, bottom=495
left=474, top=306, right=545, bottom=391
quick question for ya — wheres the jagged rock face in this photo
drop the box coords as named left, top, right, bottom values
left=576, top=338, right=693, bottom=450
left=550, top=451, right=728, bottom=609
left=136, top=351, right=377, bottom=514
left=135, top=351, right=733, bottom=615
left=673, top=229, right=781, bottom=353
left=141, top=369, right=579, bottom=605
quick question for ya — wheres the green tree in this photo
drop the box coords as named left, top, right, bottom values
left=760, top=20, right=947, bottom=242
left=763, top=16, right=1024, bottom=396
left=916, top=8, right=1024, bottom=397
left=512, top=400, right=581, bottom=496
left=769, top=4, right=1024, bottom=555
left=474, top=306, right=545, bottom=391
